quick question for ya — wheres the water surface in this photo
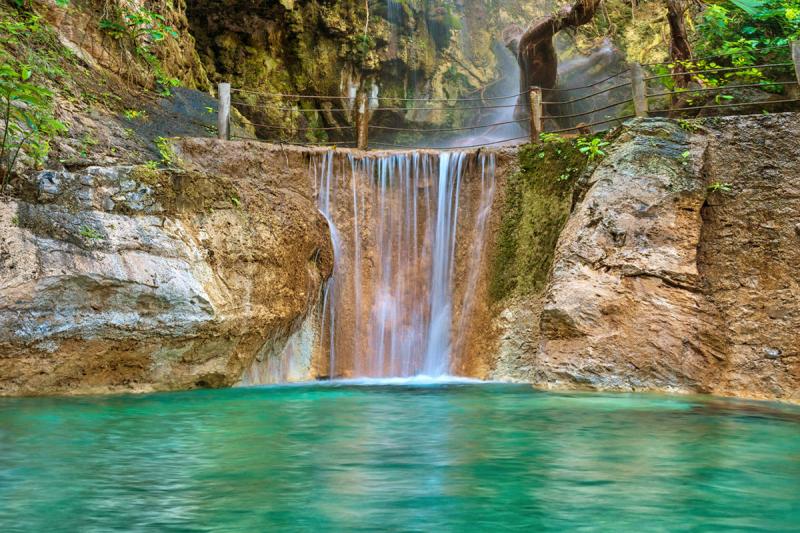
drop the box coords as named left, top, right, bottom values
left=1, top=383, right=799, bottom=531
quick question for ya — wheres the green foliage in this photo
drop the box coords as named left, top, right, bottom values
left=677, top=119, right=703, bottom=132
left=154, top=136, right=180, bottom=167
left=79, top=225, right=102, bottom=240
left=708, top=181, right=733, bottom=192
left=693, top=0, right=800, bottom=84
left=12, top=0, right=69, bottom=6
left=0, top=63, right=66, bottom=192
left=576, top=136, right=610, bottom=162
left=99, top=7, right=181, bottom=95
left=123, top=109, right=147, bottom=120
left=100, top=8, right=178, bottom=44
left=539, top=132, right=566, bottom=144
left=79, top=132, right=97, bottom=157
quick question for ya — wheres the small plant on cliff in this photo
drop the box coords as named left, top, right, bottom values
left=0, top=63, right=66, bottom=193
left=79, top=225, right=102, bottom=240
left=576, top=136, right=609, bottom=162
left=540, top=132, right=566, bottom=144
left=154, top=136, right=180, bottom=168
left=123, top=109, right=147, bottom=120
left=677, top=119, right=702, bottom=133
left=708, top=181, right=733, bottom=193
left=99, top=7, right=181, bottom=96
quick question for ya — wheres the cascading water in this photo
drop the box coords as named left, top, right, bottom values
left=314, top=149, right=496, bottom=379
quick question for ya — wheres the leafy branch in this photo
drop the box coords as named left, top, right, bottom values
left=0, top=64, right=66, bottom=193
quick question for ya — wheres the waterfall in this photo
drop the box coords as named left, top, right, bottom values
left=313, top=152, right=342, bottom=377
left=315, top=149, right=496, bottom=379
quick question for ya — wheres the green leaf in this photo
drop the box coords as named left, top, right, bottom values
left=727, top=0, right=765, bottom=16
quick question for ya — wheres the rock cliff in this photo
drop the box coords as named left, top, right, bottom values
left=493, top=113, right=800, bottom=401
left=0, top=160, right=332, bottom=395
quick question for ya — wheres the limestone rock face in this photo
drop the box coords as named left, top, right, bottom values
left=0, top=164, right=332, bottom=395
left=512, top=115, right=800, bottom=400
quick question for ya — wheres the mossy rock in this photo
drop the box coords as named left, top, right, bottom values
left=490, top=139, right=588, bottom=301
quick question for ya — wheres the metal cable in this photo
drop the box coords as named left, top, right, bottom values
left=546, top=114, right=636, bottom=134
left=368, top=118, right=528, bottom=133
left=231, top=87, right=528, bottom=102
left=234, top=101, right=519, bottom=112
left=232, top=100, right=328, bottom=112
left=247, top=122, right=354, bottom=131
left=373, top=91, right=527, bottom=102
left=544, top=98, right=634, bottom=119
left=641, top=44, right=791, bottom=67
left=542, top=80, right=633, bottom=105
left=649, top=98, right=800, bottom=114
left=647, top=80, right=799, bottom=99
left=370, top=135, right=530, bottom=150
left=230, top=135, right=357, bottom=146
left=541, top=69, right=631, bottom=93
left=372, top=103, right=520, bottom=111
left=643, top=62, right=794, bottom=81
left=232, top=88, right=351, bottom=99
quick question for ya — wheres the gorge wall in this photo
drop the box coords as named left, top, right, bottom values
left=0, top=157, right=332, bottom=395
left=1, top=109, right=799, bottom=398
left=493, top=113, right=800, bottom=401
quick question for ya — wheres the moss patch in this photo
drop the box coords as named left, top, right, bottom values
left=490, top=139, right=587, bottom=302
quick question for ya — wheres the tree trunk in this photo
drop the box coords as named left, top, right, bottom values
left=667, top=0, right=692, bottom=89
left=503, top=0, right=603, bottom=121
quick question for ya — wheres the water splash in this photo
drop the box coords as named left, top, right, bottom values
left=315, top=149, right=496, bottom=378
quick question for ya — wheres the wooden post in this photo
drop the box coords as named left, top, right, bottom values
left=792, top=41, right=800, bottom=86
left=217, top=82, right=230, bottom=140
left=529, top=86, right=542, bottom=143
left=630, top=63, right=648, bottom=118
left=355, top=90, right=369, bottom=150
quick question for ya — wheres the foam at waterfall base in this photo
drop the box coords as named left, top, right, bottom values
left=328, top=375, right=489, bottom=386
left=245, top=375, right=498, bottom=389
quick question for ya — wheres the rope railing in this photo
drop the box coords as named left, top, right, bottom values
left=542, top=80, right=633, bottom=105
left=643, top=62, right=794, bottom=81
left=648, top=98, right=800, bottom=115
left=236, top=101, right=521, bottom=112
left=542, top=68, right=630, bottom=92
left=370, top=135, right=531, bottom=150
left=246, top=122, right=355, bottom=131
left=231, top=86, right=527, bottom=103
left=544, top=98, right=634, bottom=119
left=368, top=117, right=528, bottom=133
left=231, top=134, right=358, bottom=147
left=641, top=43, right=793, bottom=67
left=215, top=40, right=800, bottom=149
left=546, top=114, right=638, bottom=134
left=646, top=80, right=799, bottom=99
